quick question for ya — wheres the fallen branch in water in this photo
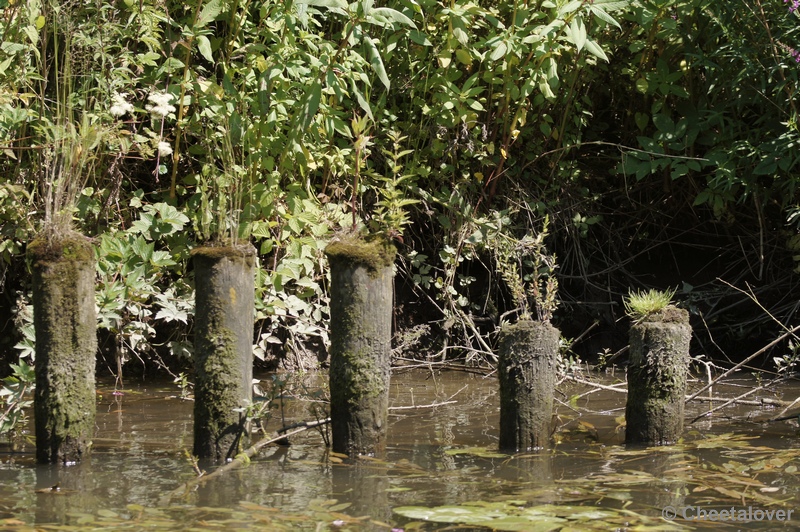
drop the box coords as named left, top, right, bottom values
left=159, top=389, right=467, bottom=504
left=564, top=374, right=793, bottom=409
left=159, top=420, right=329, bottom=505
left=691, top=395, right=793, bottom=408
left=686, top=324, right=800, bottom=403
left=389, top=400, right=457, bottom=411
left=766, top=395, right=800, bottom=422
left=689, top=380, right=778, bottom=424
left=563, top=375, right=627, bottom=393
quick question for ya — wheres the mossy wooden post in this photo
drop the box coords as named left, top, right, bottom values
left=498, top=319, right=559, bottom=452
left=625, top=307, right=691, bottom=445
left=325, top=236, right=395, bottom=457
left=29, top=234, right=97, bottom=464
left=192, top=244, right=255, bottom=460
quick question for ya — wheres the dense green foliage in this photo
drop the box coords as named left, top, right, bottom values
left=1, top=0, right=799, bottom=376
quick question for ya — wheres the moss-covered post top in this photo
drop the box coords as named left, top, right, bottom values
left=191, top=243, right=256, bottom=266
left=325, top=234, right=396, bottom=276
left=636, top=306, right=689, bottom=325
left=27, top=232, right=94, bottom=264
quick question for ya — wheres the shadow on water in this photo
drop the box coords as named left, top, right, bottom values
left=2, top=369, right=800, bottom=530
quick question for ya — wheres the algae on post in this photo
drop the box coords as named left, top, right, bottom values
left=326, top=235, right=395, bottom=456
left=29, top=233, right=97, bottom=464
left=192, top=244, right=256, bottom=460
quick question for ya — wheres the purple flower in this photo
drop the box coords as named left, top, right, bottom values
left=778, top=41, right=800, bottom=63
left=786, top=0, right=800, bottom=14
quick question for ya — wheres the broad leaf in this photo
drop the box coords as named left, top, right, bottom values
left=369, top=7, right=417, bottom=29
left=195, top=0, right=220, bottom=28
left=364, top=36, right=390, bottom=90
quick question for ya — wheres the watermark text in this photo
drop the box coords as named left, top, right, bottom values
left=662, top=505, right=793, bottom=523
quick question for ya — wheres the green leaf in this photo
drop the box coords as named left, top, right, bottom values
left=195, top=0, right=221, bottom=28
left=753, top=158, right=778, bottom=176
left=196, top=35, right=213, bottom=62
left=300, top=81, right=322, bottom=131
left=297, top=0, right=348, bottom=9
left=584, top=39, right=609, bottom=62
left=569, top=16, right=586, bottom=52
left=409, top=29, right=432, bottom=46
left=591, top=0, right=630, bottom=10
left=589, top=5, right=622, bottom=29
left=489, top=41, right=507, bottom=62
left=369, top=7, right=417, bottom=29
left=652, top=113, right=674, bottom=134
left=634, top=112, right=648, bottom=132
left=559, top=0, right=582, bottom=15
left=364, top=36, right=390, bottom=90
left=350, top=79, right=373, bottom=121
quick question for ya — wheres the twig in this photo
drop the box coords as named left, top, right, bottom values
left=389, top=400, right=457, bottom=411
left=564, top=374, right=793, bottom=410
left=563, top=374, right=627, bottom=393
left=766, top=395, right=800, bottom=422
left=689, top=381, right=776, bottom=424
left=389, top=383, right=467, bottom=411
left=159, top=421, right=329, bottom=505
left=690, top=396, right=792, bottom=407
left=685, top=324, right=800, bottom=403
left=277, top=418, right=331, bottom=434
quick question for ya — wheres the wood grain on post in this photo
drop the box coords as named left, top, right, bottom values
left=29, top=234, right=97, bottom=464
left=625, top=307, right=691, bottom=446
left=192, top=244, right=255, bottom=460
left=326, top=235, right=395, bottom=457
left=498, top=319, right=559, bottom=452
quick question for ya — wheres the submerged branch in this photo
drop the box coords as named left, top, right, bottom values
left=686, top=324, right=800, bottom=402
left=564, top=374, right=793, bottom=411
left=159, top=421, right=329, bottom=505
left=159, top=391, right=469, bottom=504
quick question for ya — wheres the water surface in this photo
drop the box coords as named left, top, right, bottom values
left=1, top=369, right=799, bottom=530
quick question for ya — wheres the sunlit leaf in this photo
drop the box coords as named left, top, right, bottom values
left=364, top=36, right=390, bottom=90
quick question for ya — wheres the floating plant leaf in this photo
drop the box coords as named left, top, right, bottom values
left=394, top=502, right=681, bottom=531
left=443, top=446, right=509, bottom=459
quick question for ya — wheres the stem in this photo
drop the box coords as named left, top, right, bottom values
left=169, top=0, right=205, bottom=200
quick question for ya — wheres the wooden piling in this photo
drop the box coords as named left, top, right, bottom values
left=498, top=319, right=559, bottom=452
left=625, top=307, right=691, bottom=445
left=192, top=244, right=255, bottom=460
left=29, top=233, right=97, bottom=464
left=325, top=235, right=395, bottom=457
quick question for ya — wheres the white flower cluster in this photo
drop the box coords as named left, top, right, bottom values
left=146, top=92, right=176, bottom=118
left=109, top=93, right=135, bottom=117
left=157, top=141, right=173, bottom=157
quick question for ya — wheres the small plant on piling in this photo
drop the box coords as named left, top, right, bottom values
left=494, top=216, right=559, bottom=322
left=624, top=288, right=677, bottom=322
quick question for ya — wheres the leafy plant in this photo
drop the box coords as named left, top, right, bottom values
left=493, top=216, right=559, bottom=322
left=0, top=358, right=34, bottom=438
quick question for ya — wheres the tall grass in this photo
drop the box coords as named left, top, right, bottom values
left=35, top=0, right=110, bottom=243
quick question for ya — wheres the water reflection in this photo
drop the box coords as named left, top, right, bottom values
left=0, top=370, right=799, bottom=530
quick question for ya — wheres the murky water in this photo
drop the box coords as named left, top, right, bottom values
left=1, top=369, right=800, bottom=530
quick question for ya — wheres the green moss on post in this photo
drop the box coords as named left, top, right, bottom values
left=192, top=244, right=255, bottom=460
left=498, top=320, right=560, bottom=451
left=625, top=307, right=691, bottom=446
left=326, top=235, right=395, bottom=457
left=29, top=234, right=97, bottom=464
